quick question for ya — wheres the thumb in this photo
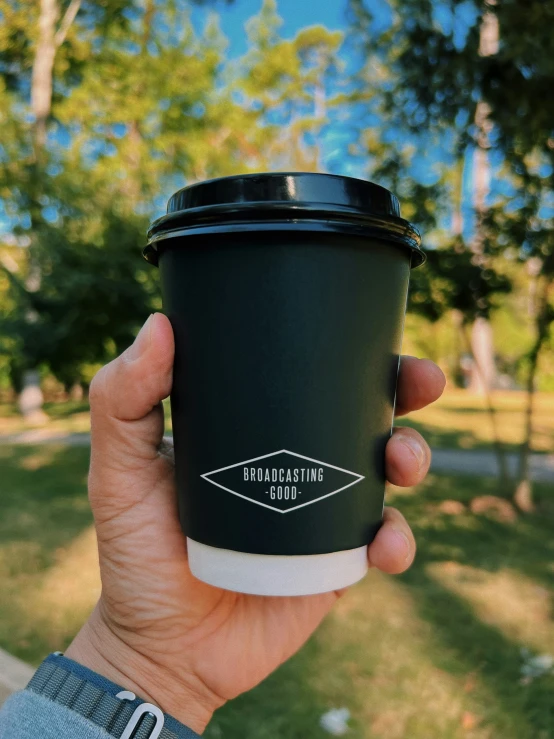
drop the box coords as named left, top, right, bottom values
left=88, top=313, right=174, bottom=509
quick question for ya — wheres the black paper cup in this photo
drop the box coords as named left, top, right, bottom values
left=145, top=172, right=424, bottom=595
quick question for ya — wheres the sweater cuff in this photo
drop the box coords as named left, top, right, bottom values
left=2, top=653, right=202, bottom=739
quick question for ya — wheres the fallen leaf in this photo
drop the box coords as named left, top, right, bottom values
left=461, top=712, right=480, bottom=730
left=470, top=495, right=518, bottom=523
left=438, top=500, right=466, bottom=515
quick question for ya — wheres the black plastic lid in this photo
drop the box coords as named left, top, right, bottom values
left=144, top=172, right=424, bottom=267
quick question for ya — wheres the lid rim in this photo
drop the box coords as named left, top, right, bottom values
left=148, top=201, right=419, bottom=239
left=143, top=218, right=425, bottom=268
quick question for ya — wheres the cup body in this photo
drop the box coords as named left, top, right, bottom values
left=159, top=230, right=411, bottom=593
left=146, top=172, right=423, bottom=596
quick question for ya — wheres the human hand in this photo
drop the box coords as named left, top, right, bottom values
left=66, top=313, right=445, bottom=733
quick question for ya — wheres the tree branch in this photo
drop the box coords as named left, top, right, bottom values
left=54, top=0, right=82, bottom=48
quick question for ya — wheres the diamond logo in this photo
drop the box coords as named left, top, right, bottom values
left=201, top=450, right=364, bottom=513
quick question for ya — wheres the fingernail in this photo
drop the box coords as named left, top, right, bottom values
left=392, top=527, right=411, bottom=563
left=128, top=314, right=154, bottom=360
left=402, top=433, right=426, bottom=470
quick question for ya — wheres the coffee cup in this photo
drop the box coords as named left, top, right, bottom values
left=144, top=172, right=424, bottom=596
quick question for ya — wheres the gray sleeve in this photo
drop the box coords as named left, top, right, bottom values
left=0, top=690, right=112, bottom=739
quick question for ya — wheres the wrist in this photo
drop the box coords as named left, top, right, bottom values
left=66, top=603, right=221, bottom=734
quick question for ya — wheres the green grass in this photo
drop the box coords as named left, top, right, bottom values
left=0, top=401, right=92, bottom=435
left=400, top=390, right=554, bottom=454
left=0, top=399, right=173, bottom=435
left=0, top=443, right=553, bottom=737
left=0, top=444, right=95, bottom=663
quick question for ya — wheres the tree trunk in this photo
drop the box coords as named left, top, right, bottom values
left=468, top=317, right=496, bottom=394
left=514, top=273, right=553, bottom=512
left=120, top=2, right=152, bottom=196
left=461, top=323, right=510, bottom=487
left=19, top=0, right=80, bottom=418
left=514, top=352, right=538, bottom=513
left=31, top=0, right=59, bottom=155
left=449, top=163, right=466, bottom=386
left=451, top=310, right=465, bottom=388
left=314, top=71, right=326, bottom=172
left=19, top=0, right=59, bottom=419
left=468, top=5, right=499, bottom=396
left=69, top=382, right=84, bottom=402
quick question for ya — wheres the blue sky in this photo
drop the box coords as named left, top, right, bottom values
left=191, top=0, right=454, bottom=197
left=196, top=0, right=349, bottom=57
left=190, top=0, right=372, bottom=181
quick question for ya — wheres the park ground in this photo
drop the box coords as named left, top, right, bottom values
left=1, top=389, right=554, bottom=453
left=0, top=391, right=553, bottom=738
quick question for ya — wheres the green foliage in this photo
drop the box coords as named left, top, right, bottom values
left=349, top=0, right=554, bottom=394
left=239, top=0, right=344, bottom=170
left=349, top=0, right=554, bottom=264
left=1, top=0, right=553, bottom=395
left=0, top=0, right=249, bottom=387
left=2, top=213, right=155, bottom=387
left=410, top=243, right=511, bottom=323
left=0, top=0, right=350, bottom=390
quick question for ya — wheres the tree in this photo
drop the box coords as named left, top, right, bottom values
left=238, top=0, right=344, bottom=172
left=484, top=164, right=554, bottom=510
left=0, top=0, right=135, bottom=414
left=0, top=0, right=248, bottom=403
left=5, top=0, right=84, bottom=417
left=349, top=0, right=554, bottom=506
left=468, top=4, right=498, bottom=395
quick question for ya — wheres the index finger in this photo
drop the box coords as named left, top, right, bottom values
left=395, top=356, right=446, bottom=417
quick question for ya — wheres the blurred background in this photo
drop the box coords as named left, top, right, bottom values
left=0, top=0, right=553, bottom=737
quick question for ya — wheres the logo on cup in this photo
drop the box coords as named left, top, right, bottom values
left=201, top=450, right=364, bottom=513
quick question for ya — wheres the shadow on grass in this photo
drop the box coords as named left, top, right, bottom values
left=399, top=417, right=510, bottom=453
left=2, top=443, right=552, bottom=737
left=0, top=444, right=94, bottom=664
left=391, top=473, right=554, bottom=737
left=399, top=569, right=554, bottom=737
left=400, top=415, right=553, bottom=455
left=0, top=444, right=92, bottom=568
left=396, top=473, right=554, bottom=589
left=210, top=474, right=554, bottom=738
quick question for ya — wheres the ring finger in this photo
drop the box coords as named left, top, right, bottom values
left=385, top=426, right=431, bottom=487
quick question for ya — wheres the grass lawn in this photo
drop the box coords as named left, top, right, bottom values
left=0, top=443, right=553, bottom=738
left=0, top=401, right=93, bottom=435
left=0, top=399, right=173, bottom=436
left=400, top=389, right=554, bottom=453
left=2, top=390, right=554, bottom=454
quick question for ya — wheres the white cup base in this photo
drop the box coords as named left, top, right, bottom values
left=187, top=538, right=369, bottom=596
